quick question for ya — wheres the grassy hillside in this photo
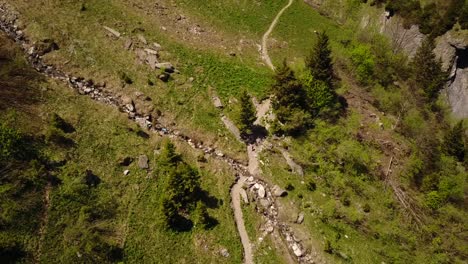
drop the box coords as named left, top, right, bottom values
left=1, top=0, right=467, bottom=263
left=0, top=33, right=246, bottom=263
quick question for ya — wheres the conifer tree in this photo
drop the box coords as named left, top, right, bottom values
left=271, top=60, right=310, bottom=135
left=412, top=38, right=447, bottom=101
left=444, top=121, right=466, bottom=162
left=237, top=90, right=256, bottom=136
left=306, top=32, right=334, bottom=88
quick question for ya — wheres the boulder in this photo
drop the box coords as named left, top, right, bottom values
left=103, top=26, right=121, bottom=38
left=296, top=212, right=304, bottom=224
left=144, top=48, right=158, bottom=55
left=155, top=62, right=175, bottom=73
left=292, top=243, right=303, bottom=257
left=138, top=155, right=149, bottom=169
left=124, top=39, right=133, bottom=50
left=272, top=185, right=287, bottom=197
left=259, top=198, right=270, bottom=208
left=146, top=54, right=158, bottom=69
left=123, top=169, right=130, bottom=176
left=240, top=188, right=249, bottom=204
left=257, top=184, right=266, bottom=198
left=220, top=248, right=229, bottom=258
left=212, top=96, right=223, bottom=108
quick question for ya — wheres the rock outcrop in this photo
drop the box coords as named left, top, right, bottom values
left=435, top=32, right=468, bottom=119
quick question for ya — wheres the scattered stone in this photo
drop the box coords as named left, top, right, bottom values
left=296, top=212, right=304, bottom=224
left=152, top=42, right=162, bottom=50
left=229, top=51, right=236, bottom=56
left=292, top=243, right=303, bottom=257
left=212, top=96, right=223, bottom=108
left=216, top=151, right=225, bottom=157
left=137, top=34, right=147, bottom=45
left=188, top=77, right=195, bottom=83
left=240, top=188, right=249, bottom=204
left=220, top=248, right=230, bottom=258
left=138, top=155, right=149, bottom=169
left=155, top=62, right=175, bottom=73
left=257, top=184, right=266, bottom=198
left=124, top=39, right=133, bottom=50
left=123, top=169, right=130, bottom=176
left=259, top=198, right=270, bottom=208
left=147, top=54, right=158, bottom=69
left=103, top=26, right=121, bottom=38
left=119, top=156, right=134, bottom=166
left=144, top=48, right=158, bottom=55
left=158, top=73, right=170, bottom=82
left=272, top=185, right=287, bottom=197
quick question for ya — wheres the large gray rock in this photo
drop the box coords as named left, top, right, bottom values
left=435, top=32, right=468, bottom=118
left=296, top=212, right=304, bottom=224
left=257, top=184, right=266, bottom=198
left=138, top=155, right=149, bottom=169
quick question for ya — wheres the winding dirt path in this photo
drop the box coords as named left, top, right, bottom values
left=261, top=0, right=294, bottom=71
left=231, top=176, right=253, bottom=264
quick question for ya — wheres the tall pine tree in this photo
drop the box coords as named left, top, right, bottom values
left=306, top=32, right=334, bottom=88
left=237, top=90, right=256, bottom=136
left=271, top=60, right=310, bottom=135
left=412, top=38, right=447, bottom=101
left=444, top=121, right=466, bottom=162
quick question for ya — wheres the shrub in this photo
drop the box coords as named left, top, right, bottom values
left=350, top=44, right=375, bottom=84
left=285, top=183, right=295, bottom=191
left=0, top=122, right=23, bottom=162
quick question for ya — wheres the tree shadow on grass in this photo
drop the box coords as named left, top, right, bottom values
left=198, top=189, right=222, bottom=209
left=171, top=215, right=193, bottom=232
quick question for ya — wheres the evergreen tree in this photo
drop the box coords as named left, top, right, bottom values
left=193, top=201, right=210, bottom=230
left=306, top=32, right=334, bottom=88
left=412, top=38, right=447, bottom=101
left=271, top=60, right=309, bottom=135
left=237, top=90, right=256, bottom=136
left=444, top=121, right=466, bottom=162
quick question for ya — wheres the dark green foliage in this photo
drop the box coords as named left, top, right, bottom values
left=271, top=61, right=310, bottom=135
left=460, top=2, right=468, bottom=29
left=156, top=140, right=203, bottom=230
left=385, top=0, right=421, bottom=28
left=443, top=121, right=466, bottom=162
left=385, top=0, right=465, bottom=37
left=237, top=90, right=256, bottom=135
left=412, top=38, right=447, bottom=102
left=306, top=32, right=334, bottom=88
left=0, top=122, right=23, bottom=162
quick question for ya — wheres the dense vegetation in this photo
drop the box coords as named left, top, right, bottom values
left=371, top=0, right=468, bottom=36
left=1, top=0, right=467, bottom=263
